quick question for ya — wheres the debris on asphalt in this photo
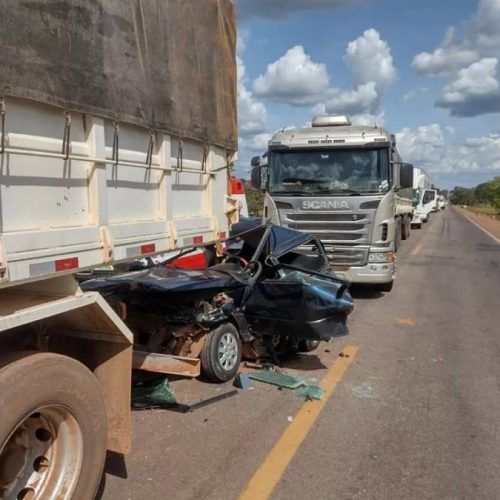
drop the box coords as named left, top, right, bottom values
left=287, top=416, right=294, bottom=422
left=249, top=370, right=325, bottom=400
left=132, top=376, right=177, bottom=409
left=187, top=390, right=238, bottom=412
left=249, top=370, right=306, bottom=389
left=294, top=385, right=325, bottom=401
left=234, top=373, right=253, bottom=390
left=339, top=352, right=350, bottom=358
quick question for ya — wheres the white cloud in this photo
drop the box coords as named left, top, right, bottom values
left=325, top=82, right=378, bottom=115
left=237, top=0, right=366, bottom=21
left=316, top=29, right=395, bottom=123
left=412, top=27, right=478, bottom=76
left=412, top=0, right=500, bottom=117
left=252, top=31, right=395, bottom=111
left=344, top=29, right=397, bottom=92
left=239, top=133, right=271, bottom=153
left=397, top=124, right=446, bottom=168
left=403, top=87, right=429, bottom=101
left=436, top=58, right=500, bottom=116
left=237, top=56, right=267, bottom=137
left=396, top=123, right=500, bottom=177
left=253, top=46, right=330, bottom=105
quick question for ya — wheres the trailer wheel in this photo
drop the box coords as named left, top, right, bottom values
left=201, top=323, right=241, bottom=382
left=401, top=216, right=411, bottom=240
left=395, top=218, right=402, bottom=252
left=0, top=352, right=107, bottom=500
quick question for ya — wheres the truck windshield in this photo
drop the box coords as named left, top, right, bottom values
left=269, top=148, right=390, bottom=195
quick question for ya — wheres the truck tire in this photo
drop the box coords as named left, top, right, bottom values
left=395, top=218, right=402, bottom=252
left=201, top=323, right=241, bottom=382
left=401, top=216, right=411, bottom=240
left=0, top=352, right=107, bottom=500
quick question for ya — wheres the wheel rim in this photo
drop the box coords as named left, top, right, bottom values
left=0, top=405, right=84, bottom=500
left=218, top=332, right=239, bottom=371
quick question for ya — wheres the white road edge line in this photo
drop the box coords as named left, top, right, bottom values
left=457, top=209, right=500, bottom=246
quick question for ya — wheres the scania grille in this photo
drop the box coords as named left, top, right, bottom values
left=325, top=246, right=369, bottom=267
left=283, top=212, right=371, bottom=245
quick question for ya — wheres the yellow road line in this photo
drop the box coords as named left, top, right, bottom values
left=411, top=243, right=422, bottom=256
left=239, top=345, right=359, bottom=500
left=396, top=318, right=416, bottom=327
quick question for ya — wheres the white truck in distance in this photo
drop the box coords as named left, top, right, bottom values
left=411, top=167, right=433, bottom=228
left=251, top=115, right=414, bottom=292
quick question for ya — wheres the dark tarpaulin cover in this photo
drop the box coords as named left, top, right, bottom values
left=0, top=0, right=237, bottom=151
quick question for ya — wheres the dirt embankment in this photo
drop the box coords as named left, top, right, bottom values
left=455, top=206, right=500, bottom=241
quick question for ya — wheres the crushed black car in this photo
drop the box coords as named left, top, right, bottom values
left=80, top=224, right=354, bottom=382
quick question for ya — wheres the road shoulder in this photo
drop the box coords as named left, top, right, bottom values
left=454, top=206, right=500, bottom=243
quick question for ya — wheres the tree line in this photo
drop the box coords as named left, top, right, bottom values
left=450, top=177, right=500, bottom=213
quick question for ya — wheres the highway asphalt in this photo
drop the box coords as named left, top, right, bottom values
left=101, top=206, right=500, bottom=500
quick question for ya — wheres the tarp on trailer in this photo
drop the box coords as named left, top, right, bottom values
left=0, top=0, right=237, bottom=151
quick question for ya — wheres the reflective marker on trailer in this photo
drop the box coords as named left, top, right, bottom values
left=126, top=243, right=157, bottom=258
left=193, top=236, right=203, bottom=244
left=140, top=243, right=156, bottom=254
left=30, top=257, right=80, bottom=276
left=54, top=257, right=79, bottom=272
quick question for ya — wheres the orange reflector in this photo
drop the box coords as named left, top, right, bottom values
left=55, top=257, right=79, bottom=272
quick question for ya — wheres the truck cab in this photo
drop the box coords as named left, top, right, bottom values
left=251, top=115, right=413, bottom=292
left=413, top=188, right=438, bottom=224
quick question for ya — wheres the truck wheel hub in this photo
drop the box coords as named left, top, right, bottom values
left=0, top=405, right=84, bottom=500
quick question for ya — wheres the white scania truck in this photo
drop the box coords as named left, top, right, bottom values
left=251, top=115, right=414, bottom=292
left=0, top=1, right=237, bottom=498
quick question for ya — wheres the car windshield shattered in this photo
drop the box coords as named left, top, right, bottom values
left=80, top=224, right=354, bottom=382
left=269, top=148, right=390, bottom=195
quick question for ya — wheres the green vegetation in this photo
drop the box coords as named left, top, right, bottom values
left=450, top=177, right=500, bottom=215
left=243, top=179, right=265, bottom=217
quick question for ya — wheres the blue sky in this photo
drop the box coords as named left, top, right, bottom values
left=234, top=0, right=500, bottom=189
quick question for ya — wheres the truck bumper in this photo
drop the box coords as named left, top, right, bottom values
left=333, top=261, right=395, bottom=285
left=412, top=213, right=423, bottom=225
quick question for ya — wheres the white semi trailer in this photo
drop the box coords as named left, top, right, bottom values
left=0, top=1, right=237, bottom=498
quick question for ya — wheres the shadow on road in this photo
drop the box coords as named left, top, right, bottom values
left=281, top=353, right=327, bottom=371
left=349, top=285, right=384, bottom=300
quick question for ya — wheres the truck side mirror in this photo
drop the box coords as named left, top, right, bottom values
left=400, top=163, right=413, bottom=189
left=250, top=165, right=268, bottom=191
left=251, top=166, right=262, bottom=190
left=250, top=156, right=261, bottom=167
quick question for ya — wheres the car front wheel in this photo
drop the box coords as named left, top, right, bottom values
left=201, top=323, right=242, bottom=382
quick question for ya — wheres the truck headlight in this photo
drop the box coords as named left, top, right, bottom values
left=368, top=251, right=394, bottom=263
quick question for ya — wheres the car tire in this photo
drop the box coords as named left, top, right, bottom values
left=298, top=339, right=320, bottom=353
left=0, top=351, right=107, bottom=500
left=377, top=281, right=394, bottom=292
left=201, top=323, right=241, bottom=382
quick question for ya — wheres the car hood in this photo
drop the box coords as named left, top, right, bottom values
left=81, top=266, right=243, bottom=296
